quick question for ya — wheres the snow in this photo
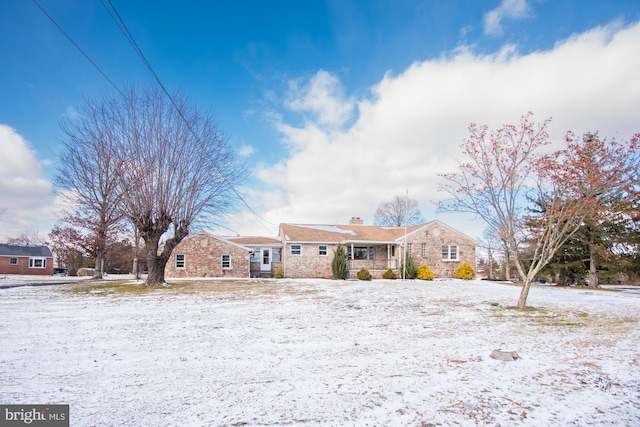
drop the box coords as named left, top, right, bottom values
left=292, top=224, right=358, bottom=235
left=1, top=278, right=639, bottom=426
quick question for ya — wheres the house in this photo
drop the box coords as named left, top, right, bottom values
left=280, top=217, right=477, bottom=279
left=0, top=244, right=54, bottom=276
left=165, top=217, right=477, bottom=280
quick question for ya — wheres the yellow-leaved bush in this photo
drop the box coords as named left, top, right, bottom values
left=416, top=264, right=435, bottom=280
left=454, top=262, right=476, bottom=280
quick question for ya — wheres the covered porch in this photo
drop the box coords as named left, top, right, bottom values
left=345, top=241, right=404, bottom=277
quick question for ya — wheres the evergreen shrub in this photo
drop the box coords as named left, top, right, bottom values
left=357, top=268, right=372, bottom=281
left=331, top=244, right=349, bottom=279
left=416, top=264, right=435, bottom=280
left=274, top=265, right=284, bottom=279
left=454, top=262, right=476, bottom=280
left=400, top=252, right=416, bottom=279
left=382, top=269, right=397, bottom=279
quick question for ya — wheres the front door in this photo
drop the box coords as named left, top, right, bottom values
left=261, top=248, right=271, bottom=272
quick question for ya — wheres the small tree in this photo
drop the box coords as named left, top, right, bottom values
left=454, top=262, right=476, bottom=280
left=439, top=113, right=610, bottom=307
left=416, top=264, right=435, bottom=280
left=331, top=243, right=349, bottom=279
left=400, top=251, right=416, bottom=279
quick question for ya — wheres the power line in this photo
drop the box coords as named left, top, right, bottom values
left=31, top=0, right=124, bottom=97
left=34, top=0, right=275, bottom=232
left=100, top=0, right=277, bottom=232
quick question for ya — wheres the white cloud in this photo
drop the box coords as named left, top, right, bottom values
left=232, top=21, right=640, bottom=239
left=238, top=143, right=256, bottom=157
left=64, top=105, right=82, bottom=120
left=0, top=125, right=58, bottom=241
left=285, top=70, right=355, bottom=130
left=484, top=0, right=531, bottom=36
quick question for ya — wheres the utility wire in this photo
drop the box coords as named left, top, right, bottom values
left=34, top=0, right=276, bottom=233
left=99, top=0, right=277, bottom=232
left=31, top=0, right=124, bottom=97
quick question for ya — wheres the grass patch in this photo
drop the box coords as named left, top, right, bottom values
left=61, top=279, right=318, bottom=298
left=64, top=280, right=158, bottom=296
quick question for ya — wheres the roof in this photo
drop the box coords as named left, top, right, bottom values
left=227, top=236, right=282, bottom=246
left=280, top=223, right=426, bottom=243
left=0, top=244, right=53, bottom=258
left=279, top=220, right=480, bottom=245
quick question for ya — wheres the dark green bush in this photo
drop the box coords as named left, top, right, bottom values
left=331, top=244, right=348, bottom=279
left=357, top=268, right=372, bottom=281
left=400, top=252, right=416, bottom=279
left=382, top=269, right=397, bottom=279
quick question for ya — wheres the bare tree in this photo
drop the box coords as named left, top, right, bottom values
left=109, top=86, right=244, bottom=287
left=374, top=195, right=424, bottom=227
left=6, top=232, right=46, bottom=246
left=57, top=100, right=127, bottom=278
left=439, top=113, right=600, bottom=308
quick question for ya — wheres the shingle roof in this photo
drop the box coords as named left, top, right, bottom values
left=279, top=223, right=426, bottom=243
left=0, top=244, right=53, bottom=257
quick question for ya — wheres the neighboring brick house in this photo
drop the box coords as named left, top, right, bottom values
left=0, top=244, right=54, bottom=276
left=280, top=218, right=477, bottom=279
left=164, top=233, right=252, bottom=279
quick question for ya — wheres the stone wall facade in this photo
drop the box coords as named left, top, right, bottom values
left=281, top=224, right=476, bottom=279
left=282, top=242, right=336, bottom=279
left=402, top=223, right=476, bottom=278
left=164, top=234, right=250, bottom=279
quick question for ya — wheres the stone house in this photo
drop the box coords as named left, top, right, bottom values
left=280, top=218, right=477, bottom=279
left=163, top=218, right=477, bottom=280
left=0, top=244, right=54, bottom=276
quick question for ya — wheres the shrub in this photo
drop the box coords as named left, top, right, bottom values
left=274, top=265, right=284, bottom=279
left=331, top=244, right=349, bottom=279
left=357, top=268, right=372, bottom=281
left=454, top=262, right=476, bottom=280
left=382, top=269, right=397, bottom=279
left=416, top=264, right=435, bottom=280
left=400, top=252, right=416, bottom=279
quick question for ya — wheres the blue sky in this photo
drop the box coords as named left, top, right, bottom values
left=1, top=0, right=640, bottom=240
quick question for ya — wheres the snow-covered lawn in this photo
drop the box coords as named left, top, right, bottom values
left=1, top=278, right=638, bottom=426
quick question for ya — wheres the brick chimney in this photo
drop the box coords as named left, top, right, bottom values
left=349, top=216, right=363, bottom=225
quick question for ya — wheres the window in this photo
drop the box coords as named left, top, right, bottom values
left=175, top=254, right=185, bottom=269
left=290, top=245, right=301, bottom=255
left=350, top=246, right=374, bottom=260
left=318, top=245, right=327, bottom=256
left=272, top=248, right=281, bottom=262
left=250, top=250, right=260, bottom=262
left=221, top=254, right=231, bottom=269
left=421, top=243, right=426, bottom=257
left=442, top=245, right=458, bottom=261
left=29, top=257, right=46, bottom=268
left=9, top=257, right=17, bottom=265
left=407, top=243, right=412, bottom=254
